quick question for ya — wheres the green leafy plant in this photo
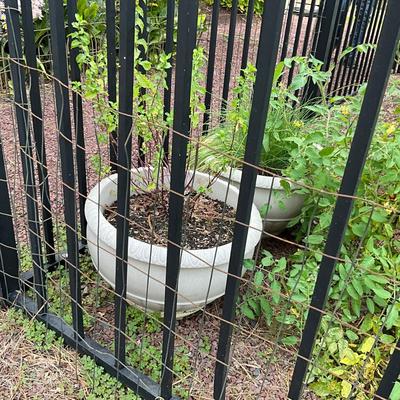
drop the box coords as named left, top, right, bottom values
left=146, top=1, right=207, bottom=63
left=79, top=356, right=140, bottom=399
left=70, top=6, right=171, bottom=174
left=6, top=308, right=62, bottom=350
left=241, top=252, right=302, bottom=346
left=70, top=7, right=220, bottom=240
left=34, top=0, right=105, bottom=73
left=70, top=11, right=116, bottom=177
left=195, top=45, right=374, bottom=176
left=240, top=76, right=400, bottom=399
left=284, top=79, right=399, bottom=398
left=70, top=5, right=208, bottom=183
left=195, top=57, right=324, bottom=175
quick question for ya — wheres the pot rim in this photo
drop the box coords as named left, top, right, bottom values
left=85, top=169, right=262, bottom=269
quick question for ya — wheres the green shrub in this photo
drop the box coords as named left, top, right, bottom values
left=242, top=76, right=400, bottom=399
left=195, top=56, right=328, bottom=174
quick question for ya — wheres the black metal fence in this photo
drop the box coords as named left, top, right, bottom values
left=0, top=0, right=399, bottom=399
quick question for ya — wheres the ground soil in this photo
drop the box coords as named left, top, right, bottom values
left=104, top=190, right=235, bottom=249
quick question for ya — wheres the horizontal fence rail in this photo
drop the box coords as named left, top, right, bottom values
left=0, top=0, right=399, bottom=399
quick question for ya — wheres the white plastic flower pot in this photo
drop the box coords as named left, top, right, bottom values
left=85, top=169, right=262, bottom=316
left=220, top=168, right=304, bottom=235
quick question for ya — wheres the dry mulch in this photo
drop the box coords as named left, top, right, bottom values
left=0, top=309, right=87, bottom=400
left=104, top=190, right=235, bottom=249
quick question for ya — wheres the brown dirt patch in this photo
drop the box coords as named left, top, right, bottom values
left=104, top=190, right=235, bottom=249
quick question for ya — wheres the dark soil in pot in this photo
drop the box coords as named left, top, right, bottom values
left=104, top=190, right=236, bottom=250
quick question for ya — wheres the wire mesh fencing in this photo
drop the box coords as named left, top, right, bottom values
left=0, top=0, right=399, bottom=399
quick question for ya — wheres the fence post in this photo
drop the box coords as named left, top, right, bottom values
left=160, top=1, right=199, bottom=397
left=202, top=0, right=220, bottom=133
left=374, top=339, right=400, bottom=399
left=114, top=0, right=135, bottom=369
left=48, top=0, right=84, bottom=338
left=301, top=0, right=318, bottom=56
left=303, top=0, right=341, bottom=101
left=0, top=134, right=19, bottom=301
left=213, top=0, right=286, bottom=398
left=280, top=0, right=296, bottom=61
left=137, top=0, right=148, bottom=166
left=162, top=0, right=176, bottom=158
left=5, top=0, right=47, bottom=312
left=240, top=0, right=255, bottom=72
left=106, top=0, right=118, bottom=171
left=220, top=0, right=238, bottom=119
left=314, top=0, right=341, bottom=66
left=20, top=0, right=56, bottom=266
left=67, top=0, right=88, bottom=245
left=288, top=1, right=400, bottom=398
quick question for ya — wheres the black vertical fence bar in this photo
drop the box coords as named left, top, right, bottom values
left=374, top=339, right=400, bottom=399
left=309, top=0, right=326, bottom=56
left=202, top=0, right=220, bottom=133
left=161, top=1, right=198, bottom=397
left=114, top=0, right=135, bottom=368
left=68, top=0, right=88, bottom=244
left=162, top=0, right=175, bottom=157
left=240, top=0, right=255, bottom=72
left=359, top=0, right=387, bottom=87
left=342, top=1, right=368, bottom=94
left=137, top=0, right=147, bottom=165
left=20, top=0, right=55, bottom=265
left=5, top=0, right=47, bottom=312
left=363, top=0, right=387, bottom=81
left=106, top=0, right=118, bottom=171
left=327, top=0, right=355, bottom=94
left=301, top=0, right=317, bottom=56
left=0, top=133, right=19, bottom=300
left=338, top=0, right=371, bottom=96
left=288, top=2, right=400, bottom=398
left=350, top=0, right=382, bottom=90
left=292, top=0, right=307, bottom=57
left=360, top=0, right=388, bottom=81
left=280, top=0, right=296, bottom=61
left=287, top=0, right=307, bottom=86
left=220, top=0, right=238, bottom=119
left=48, top=0, right=84, bottom=338
left=331, top=0, right=359, bottom=94
left=213, top=1, right=286, bottom=398
left=343, top=0, right=377, bottom=93
left=303, top=0, right=340, bottom=101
